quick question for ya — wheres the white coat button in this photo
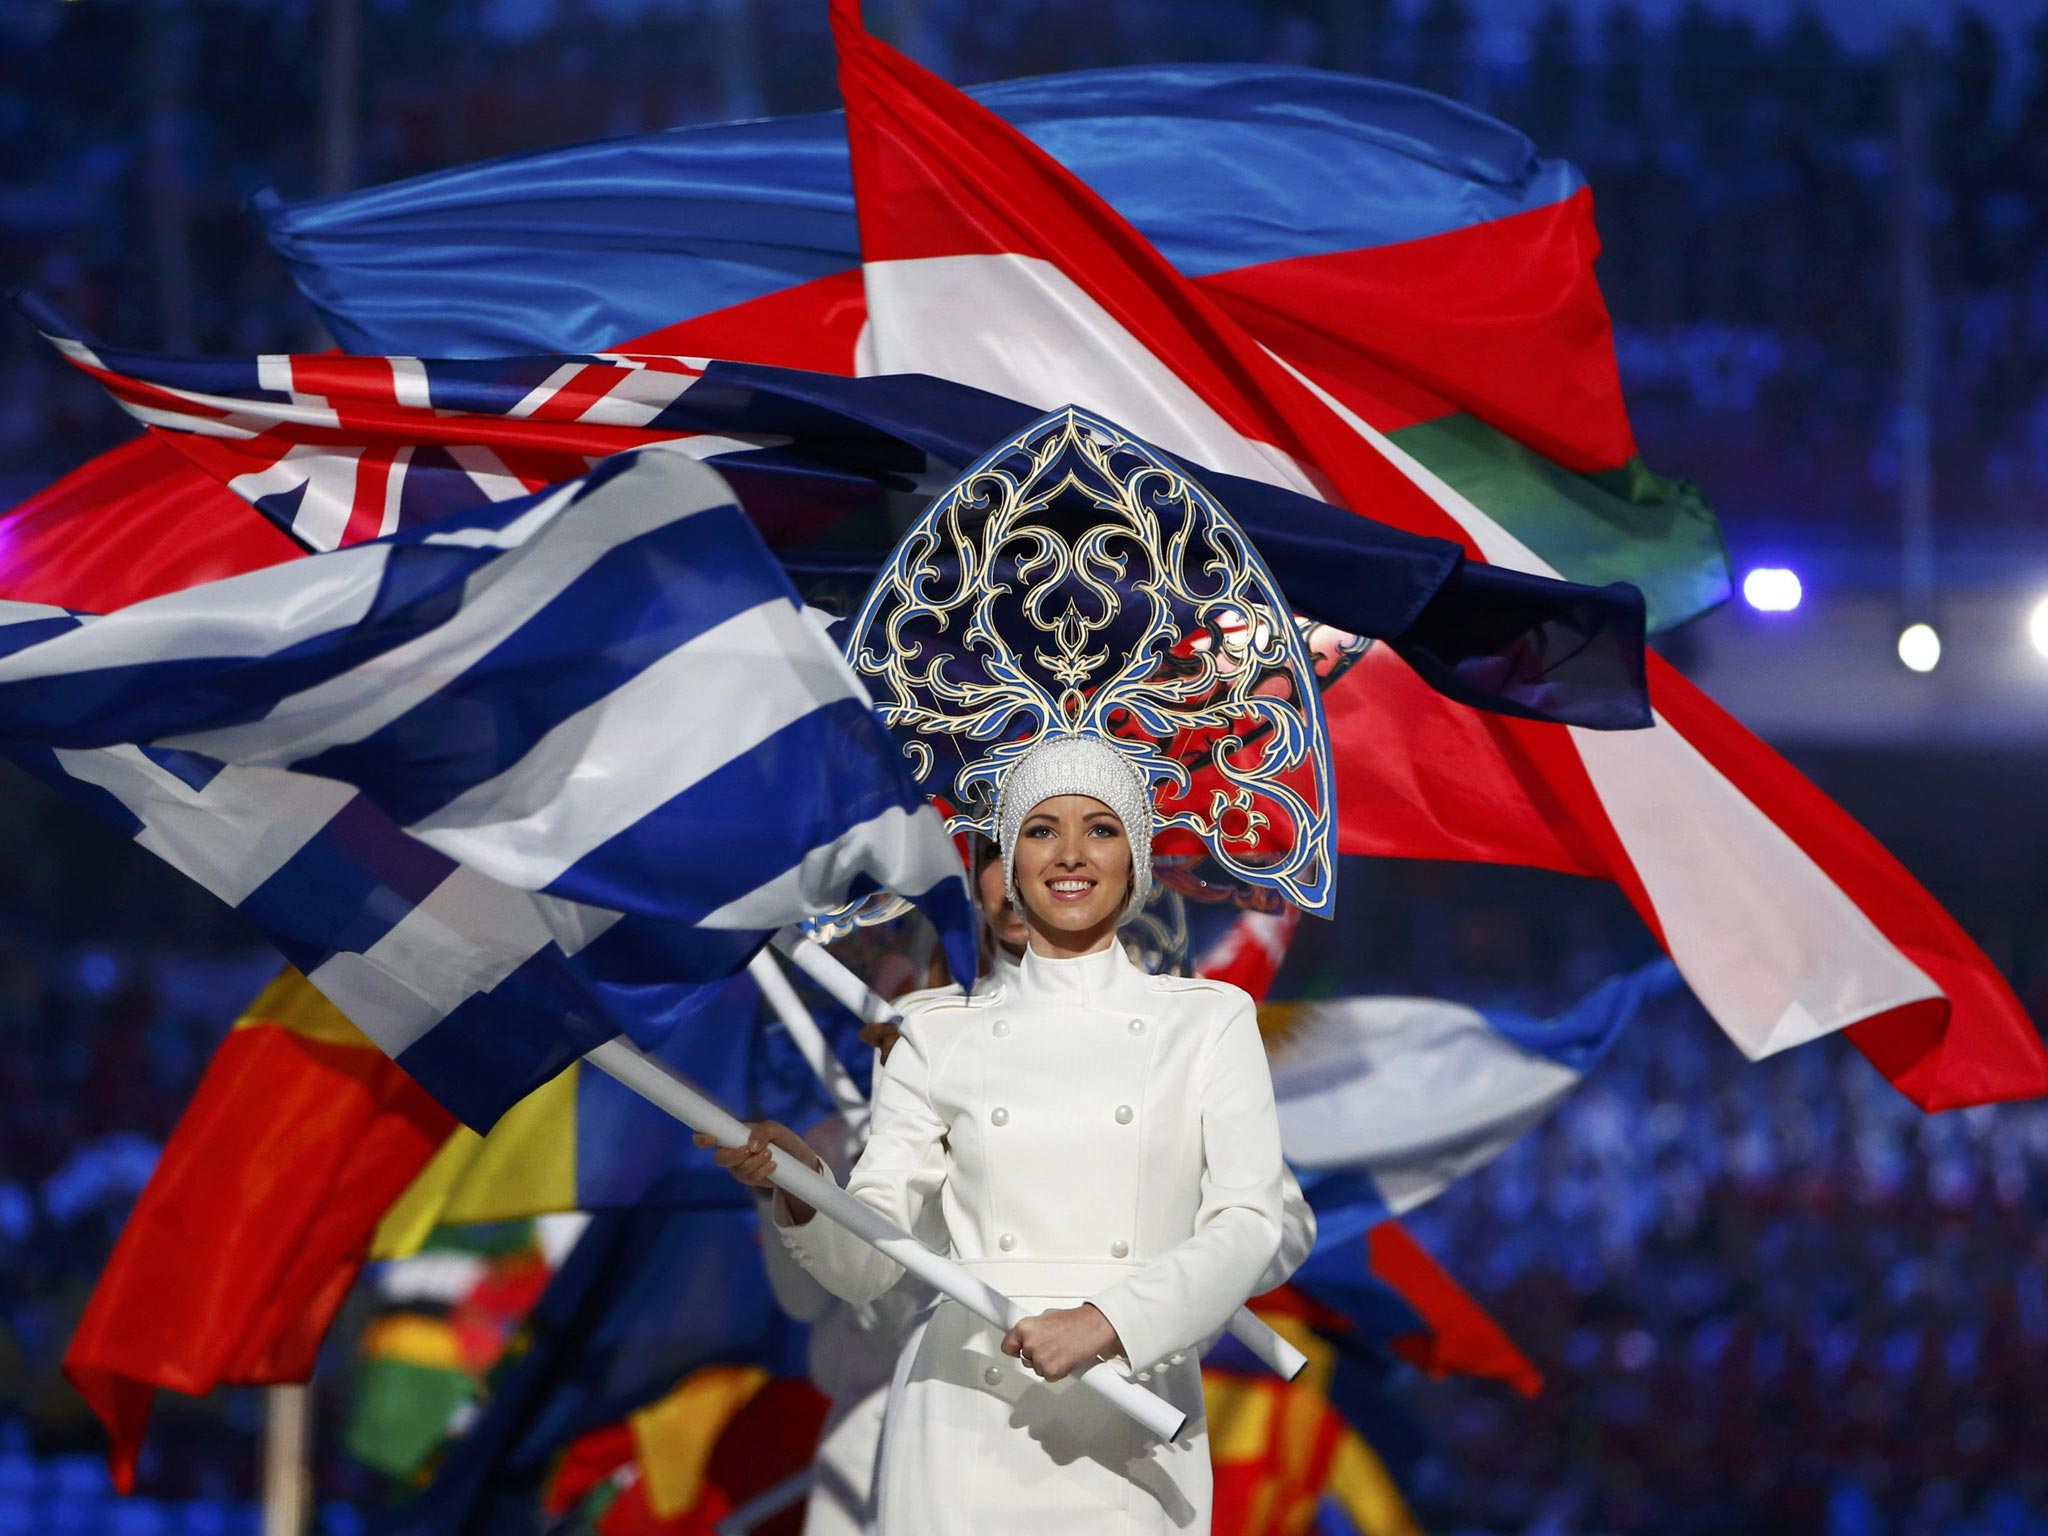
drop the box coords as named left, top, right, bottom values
left=1128, top=1017, right=1146, bottom=1035
left=1110, top=1239, right=1130, bottom=1258
left=992, top=1020, right=1010, bottom=1038
left=1114, top=1104, right=1134, bottom=1124
left=984, top=1365, right=1004, bottom=1385
left=999, top=1232, right=1018, bottom=1251
left=990, top=1106, right=1010, bottom=1126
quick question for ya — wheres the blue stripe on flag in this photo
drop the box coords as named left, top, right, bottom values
left=546, top=696, right=924, bottom=922
left=395, top=944, right=627, bottom=1129
left=291, top=500, right=781, bottom=823
left=259, top=66, right=1585, bottom=357
left=234, top=795, right=460, bottom=971
left=1483, top=957, right=1682, bottom=1074
left=0, top=613, right=88, bottom=660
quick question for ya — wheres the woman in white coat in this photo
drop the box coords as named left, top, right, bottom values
left=706, top=733, right=1289, bottom=1534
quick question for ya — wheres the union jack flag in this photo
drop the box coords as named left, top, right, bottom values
left=24, top=293, right=992, bottom=557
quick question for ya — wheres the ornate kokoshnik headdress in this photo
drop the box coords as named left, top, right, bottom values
left=828, top=404, right=1340, bottom=928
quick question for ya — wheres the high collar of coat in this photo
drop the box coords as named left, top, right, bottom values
left=1013, top=940, right=1138, bottom=1007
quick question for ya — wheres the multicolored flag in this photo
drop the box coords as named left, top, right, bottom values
left=0, top=445, right=977, bottom=1132
left=21, top=296, right=1649, bottom=734
left=1270, top=960, right=1684, bottom=1250
left=370, top=972, right=832, bottom=1260
left=379, top=1206, right=809, bottom=1536
left=821, top=0, right=2048, bottom=1112
left=256, top=64, right=1723, bottom=634
left=65, top=956, right=839, bottom=1490
left=345, top=1223, right=552, bottom=1482
left=62, top=969, right=454, bottom=1492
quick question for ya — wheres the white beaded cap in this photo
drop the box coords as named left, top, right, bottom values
left=995, top=735, right=1154, bottom=920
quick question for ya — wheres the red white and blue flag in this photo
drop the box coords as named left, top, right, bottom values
left=820, top=0, right=2046, bottom=1111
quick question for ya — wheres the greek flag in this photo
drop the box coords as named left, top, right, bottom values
left=0, top=447, right=975, bottom=1129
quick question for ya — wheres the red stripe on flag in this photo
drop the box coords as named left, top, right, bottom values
left=0, top=436, right=298, bottom=609
left=284, top=352, right=391, bottom=401
left=1325, top=644, right=1609, bottom=881
left=627, top=267, right=871, bottom=374
left=1649, top=659, right=2048, bottom=1109
left=517, top=362, right=637, bottom=424
left=1367, top=1222, right=1541, bottom=1398
left=1203, top=190, right=1638, bottom=476
left=341, top=445, right=397, bottom=545
left=63, top=1021, right=453, bottom=1490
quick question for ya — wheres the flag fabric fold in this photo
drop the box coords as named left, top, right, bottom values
left=255, top=64, right=1723, bottom=632
left=1268, top=960, right=1683, bottom=1251
left=62, top=969, right=456, bottom=1493
left=820, top=0, right=2048, bottom=1111
left=19, top=294, right=1649, bottom=733
left=0, top=446, right=975, bottom=1129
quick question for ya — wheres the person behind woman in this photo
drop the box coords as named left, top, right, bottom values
left=702, top=734, right=1288, bottom=1534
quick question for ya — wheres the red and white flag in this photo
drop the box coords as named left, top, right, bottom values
left=828, top=0, right=2047, bottom=1111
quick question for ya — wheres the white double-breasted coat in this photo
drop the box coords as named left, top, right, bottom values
left=774, top=940, right=1289, bottom=1534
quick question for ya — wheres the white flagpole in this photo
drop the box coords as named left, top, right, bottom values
left=769, top=929, right=1309, bottom=1381
left=1227, top=1306, right=1308, bottom=1381
left=583, top=1038, right=1186, bottom=1442
left=260, top=1383, right=312, bottom=1536
left=772, top=929, right=902, bottom=1025
left=712, top=1467, right=815, bottom=1536
left=746, top=950, right=869, bottom=1137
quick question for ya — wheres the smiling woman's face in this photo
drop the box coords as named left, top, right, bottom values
left=1012, top=794, right=1132, bottom=944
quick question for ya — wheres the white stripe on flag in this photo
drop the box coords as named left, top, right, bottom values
left=115, top=399, right=266, bottom=440
left=161, top=465, right=729, bottom=765
left=0, top=544, right=390, bottom=684
left=860, top=255, right=1322, bottom=500
left=305, top=864, right=568, bottom=1056
left=1270, top=995, right=1580, bottom=1214
left=407, top=597, right=864, bottom=889
left=447, top=444, right=530, bottom=503
left=389, top=356, right=432, bottom=408
left=0, top=599, right=82, bottom=624
left=506, top=362, right=592, bottom=420
left=227, top=442, right=360, bottom=550
left=576, top=365, right=701, bottom=428
left=379, top=445, right=413, bottom=538
left=1278, top=359, right=1942, bottom=1057
left=50, top=746, right=354, bottom=907
left=699, top=800, right=958, bottom=928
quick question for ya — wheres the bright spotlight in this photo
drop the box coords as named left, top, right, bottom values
left=2029, top=596, right=2048, bottom=661
left=1742, top=567, right=1803, bottom=613
left=1898, top=622, right=1941, bottom=673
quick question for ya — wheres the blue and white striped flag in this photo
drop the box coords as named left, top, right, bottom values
left=0, top=446, right=976, bottom=1129
left=1269, top=959, right=1685, bottom=1254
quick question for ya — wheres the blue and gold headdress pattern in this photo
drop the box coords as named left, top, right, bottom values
left=842, top=405, right=1337, bottom=916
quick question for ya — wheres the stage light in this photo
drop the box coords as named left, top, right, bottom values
left=1898, top=622, right=1941, bottom=673
left=2029, top=596, right=2048, bottom=661
left=1742, top=567, right=1803, bottom=613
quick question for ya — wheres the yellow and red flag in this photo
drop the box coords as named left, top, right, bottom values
left=64, top=967, right=454, bottom=1491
